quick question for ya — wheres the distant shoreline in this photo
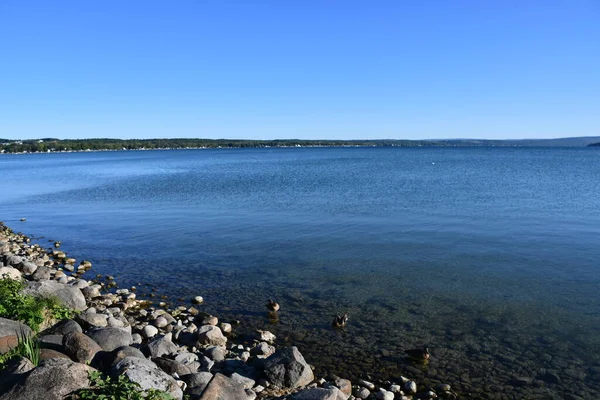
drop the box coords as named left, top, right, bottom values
left=1, top=136, right=600, bottom=154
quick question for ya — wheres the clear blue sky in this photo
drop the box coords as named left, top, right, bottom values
left=1, top=1, right=598, bottom=140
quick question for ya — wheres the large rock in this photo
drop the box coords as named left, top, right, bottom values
left=183, top=371, right=213, bottom=392
left=204, top=345, right=227, bottom=361
left=0, top=356, right=34, bottom=378
left=293, top=387, right=347, bottom=400
left=152, top=357, right=196, bottom=376
left=45, top=319, right=82, bottom=335
left=77, top=311, right=108, bottom=329
left=0, top=317, right=32, bottom=354
left=17, top=261, right=37, bottom=275
left=333, top=377, right=352, bottom=398
left=31, top=265, right=51, bottom=281
left=147, top=336, right=179, bottom=358
left=112, top=356, right=183, bottom=400
left=39, top=334, right=64, bottom=351
left=0, top=266, right=22, bottom=280
left=263, top=346, right=314, bottom=390
left=86, top=327, right=132, bottom=352
left=198, top=373, right=247, bottom=400
left=196, top=325, right=227, bottom=347
left=22, top=280, right=86, bottom=311
left=250, top=341, right=276, bottom=357
left=230, top=372, right=255, bottom=390
left=39, top=348, right=71, bottom=361
left=4, top=255, right=23, bottom=267
left=0, top=358, right=93, bottom=400
left=63, top=331, right=102, bottom=363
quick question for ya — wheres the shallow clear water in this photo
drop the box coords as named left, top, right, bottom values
left=2, top=147, right=600, bottom=397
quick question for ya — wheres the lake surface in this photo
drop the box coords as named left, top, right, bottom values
left=1, top=147, right=600, bottom=398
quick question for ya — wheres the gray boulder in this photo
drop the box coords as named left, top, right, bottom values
left=0, top=266, right=21, bottom=280
left=39, top=334, right=64, bottom=351
left=39, top=348, right=71, bottom=361
left=4, top=255, right=23, bottom=267
left=230, top=372, right=256, bottom=389
left=87, top=327, right=132, bottom=352
left=196, top=325, right=227, bottom=346
left=174, top=351, right=198, bottom=365
left=81, top=285, right=101, bottom=299
left=198, top=373, right=247, bottom=400
left=199, top=354, right=215, bottom=372
left=0, top=356, right=34, bottom=377
left=250, top=341, right=276, bottom=357
left=31, top=265, right=51, bottom=281
left=0, top=358, right=93, bottom=400
left=17, top=261, right=37, bottom=275
left=22, top=280, right=86, bottom=311
left=153, top=357, right=196, bottom=376
left=45, top=319, right=82, bottom=335
left=183, top=371, right=213, bottom=390
left=204, top=345, right=227, bottom=361
left=147, top=336, right=179, bottom=358
left=333, top=377, right=352, bottom=398
left=293, top=387, right=347, bottom=400
left=0, top=317, right=32, bottom=354
left=108, top=345, right=147, bottom=367
left=263, top=346, right=314, bottom=390
left=77, top=312, right=108, bottom=329
left=112, top=356, right=183, bottom=400
left=63, top=331, right=102, bottom=363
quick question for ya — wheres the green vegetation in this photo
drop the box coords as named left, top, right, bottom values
left=0, top=276, right=76, bottom=331
left=0, top=332, right=40, bottom=370
left=72, top=371, right=176, bottom=400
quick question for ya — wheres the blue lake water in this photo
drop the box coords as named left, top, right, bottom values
left=1, top=147, right=600, bottom=396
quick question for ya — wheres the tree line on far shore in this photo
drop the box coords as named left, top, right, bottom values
left=2, top=137, right=599, bottom=153
left=0, top=138, right=432, bottom=153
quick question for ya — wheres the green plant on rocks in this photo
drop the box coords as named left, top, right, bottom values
left=0, top=275, right=76, bottom=331
left=0, top=330, right=40, bottom=369
left=72, top=371, right=176, bottom=400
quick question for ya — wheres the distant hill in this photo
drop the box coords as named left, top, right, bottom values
left=588, top=142, right=600, bottom=147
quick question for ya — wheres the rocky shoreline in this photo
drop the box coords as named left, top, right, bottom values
left=0, top=221, right=457, bottom=400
